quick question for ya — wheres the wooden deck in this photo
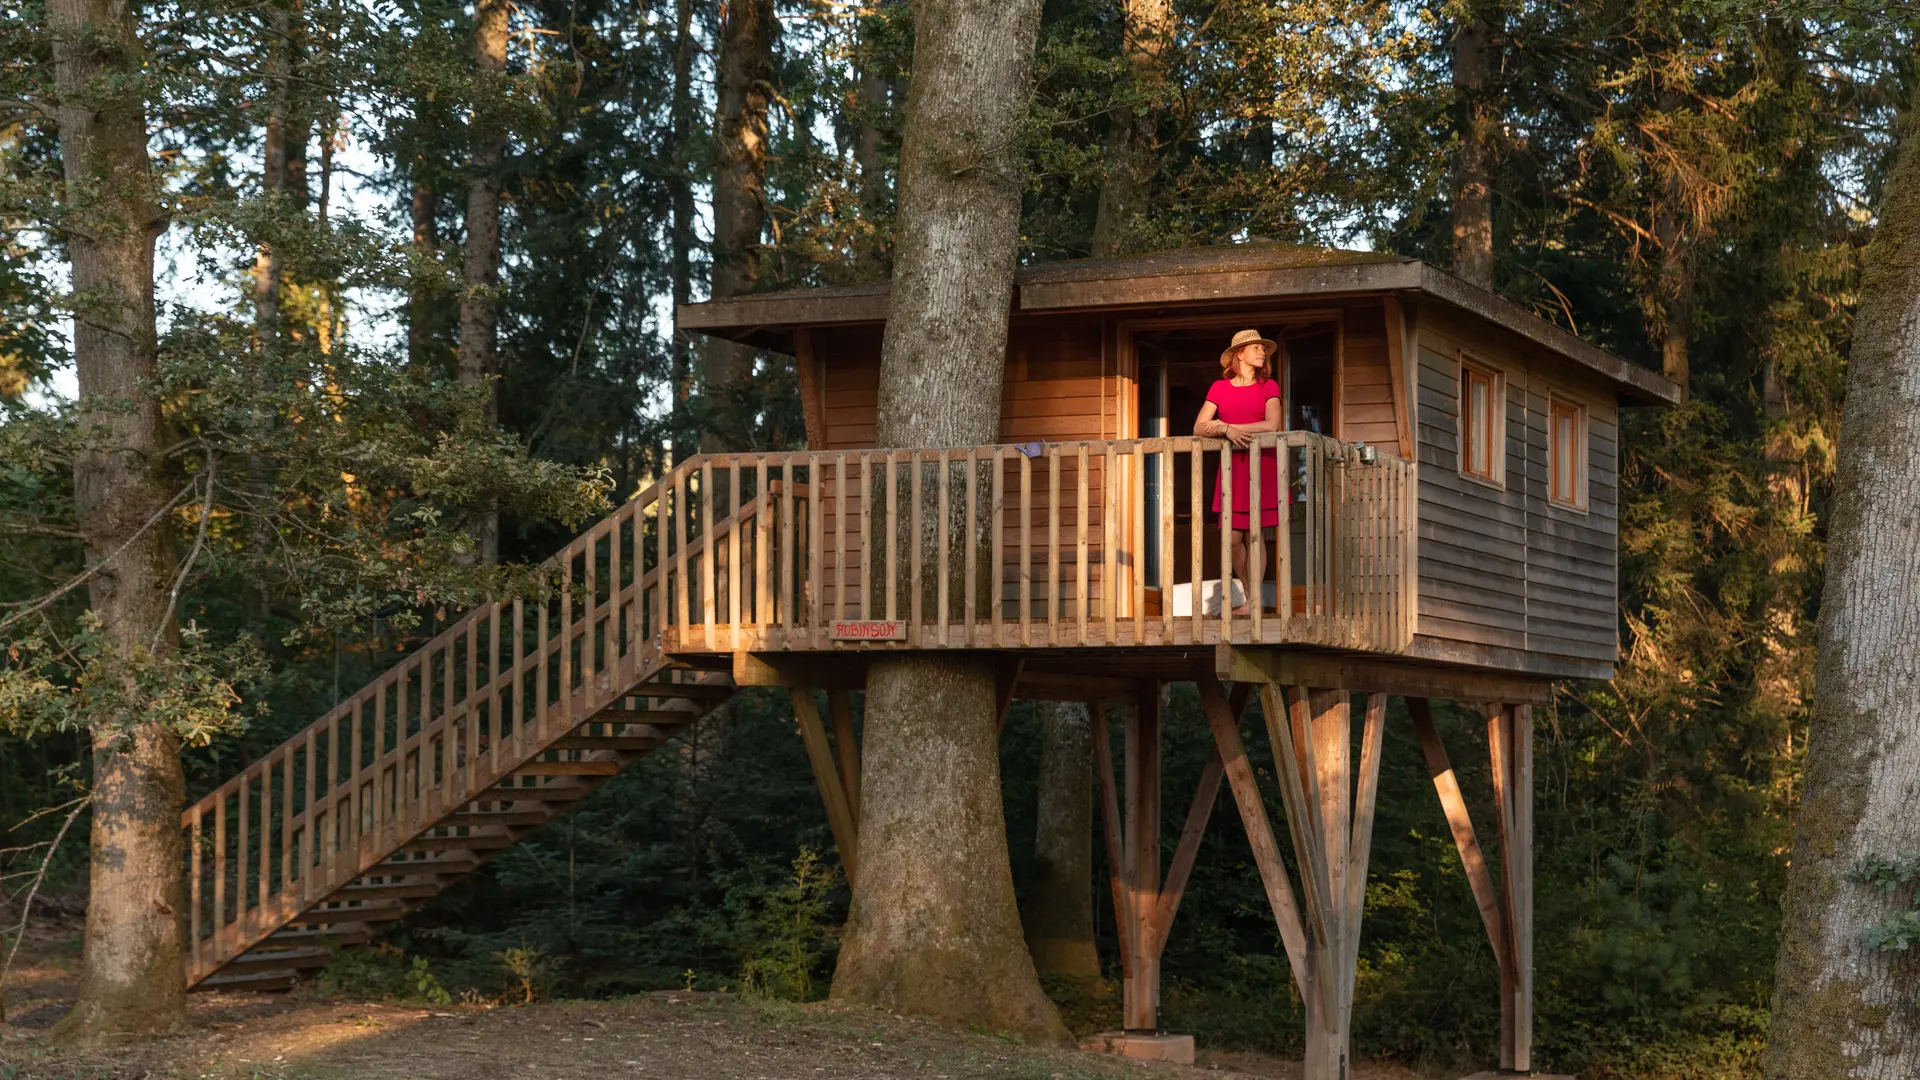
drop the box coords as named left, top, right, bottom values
left=647, top=431, right=1415, bottom=658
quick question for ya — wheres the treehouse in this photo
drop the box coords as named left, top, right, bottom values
left=178, top=244, right=1677, bottom=1078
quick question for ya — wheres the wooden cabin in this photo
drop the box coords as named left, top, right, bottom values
left=175, top=243, right=1675, bottom=1080
left=680, top=243, right=1675, bottom=680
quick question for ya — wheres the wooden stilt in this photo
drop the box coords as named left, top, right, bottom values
left=789, top=687, right=858, bottom=885
left=1197, top=662, right=1386, bottom=1080
left=1086, top=681, right=1221, bottom=1042
left=1192, top=670, right=1308, bottom=995
left=1487, top=702, right=1534, bottom=1072
left=826, top=688, right=860, bottom=823
left=1123, top=681, right=1162, bottom=1032
left=1409, top=697, right=1533, bottom=1075
left=994, top=659, right=1026, bottom=733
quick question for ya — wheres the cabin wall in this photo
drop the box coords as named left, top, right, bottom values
left=1412, top=305, right=1619, bottom=667
left=810, top=320, right=1119, bottom=619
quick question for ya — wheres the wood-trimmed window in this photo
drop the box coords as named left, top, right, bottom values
left=1549, top=396, right=1588, bottom=510
left=1459, top=360, right=1504, bottom=485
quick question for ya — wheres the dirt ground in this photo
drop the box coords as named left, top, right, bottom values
left=0, top=922, right=1428, bottom=1080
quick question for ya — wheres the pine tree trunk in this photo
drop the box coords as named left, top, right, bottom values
left=667, top=0, right=696, bottom=459
left=407, top=180, right=438, bottom=367
left=1089, top=0, right=1169, bottom=258
left=1763, top=103, right=1920, bottom=1080
left=704, top=0, right=774, bottom=448
left=830, top=0, right=1064, bottom=1043
left=1022, top=701, right=1102, bottom=989
left=459, top=0, right=509, bottom=563
left=48, top=0, right=188, bottom=1039
left=1449, top=4, right=1494, bottom=289
left=853, top=52, right=889, bottom=274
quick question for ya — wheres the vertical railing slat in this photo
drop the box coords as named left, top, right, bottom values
left=937, top=449, right=951, bottom=645
left=1048, top=447, right=1061, bottom=647
left=911, top=450, right=924, bottom=642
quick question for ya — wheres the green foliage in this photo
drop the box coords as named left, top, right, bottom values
left=1853, top=854, right=1920, bottom=1000
left=0, top=614, right=266, bottom=746
left=312, top=943, right=453, bottom=1006
left=708, top=848, right=842, bottom=1002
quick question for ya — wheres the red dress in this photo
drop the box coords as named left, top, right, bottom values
left=1207, top=377, right=1283, bottom=529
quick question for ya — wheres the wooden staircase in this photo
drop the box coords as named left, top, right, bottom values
left=179, top=457, right=772, bottom=991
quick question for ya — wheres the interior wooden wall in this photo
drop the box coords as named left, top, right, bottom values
left=1337, top=305, right=1400, bottom=452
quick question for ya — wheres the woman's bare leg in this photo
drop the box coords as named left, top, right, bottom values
left=1230, top=528, right=1252, bottom=615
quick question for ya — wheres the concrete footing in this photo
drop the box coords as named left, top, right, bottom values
left=1079, top=1031, right=1197, bottom=1065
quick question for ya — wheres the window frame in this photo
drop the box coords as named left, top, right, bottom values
left=1547, top=394, right=1589, bottom=512
left=1456, top=354, right=1507, bottom=489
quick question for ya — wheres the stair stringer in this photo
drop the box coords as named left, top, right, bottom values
left=186, top=662, right=740, bottom=991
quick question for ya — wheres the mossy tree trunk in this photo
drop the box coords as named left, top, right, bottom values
left=1021, top=701, right=1102, bottom=991
left=1763, top=96, right=1920, bottom=1080
left=1089, top=0, right=1170, bottom=259
left=49, top=0, right=189, bottom=1039
left=829, top=0, right=1065, bottom=1043
left=459, top=0, right=510, bottom=563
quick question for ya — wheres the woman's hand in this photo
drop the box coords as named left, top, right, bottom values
left=1224, top=424, right=1253, bottom=448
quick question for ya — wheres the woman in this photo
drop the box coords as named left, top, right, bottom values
left=1193, top=328, right=1283, bottom=615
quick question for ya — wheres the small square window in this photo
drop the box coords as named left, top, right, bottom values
left=1549, top=397, right=1587, bottom=510
left=1459, top=360, right=1504, bottom=486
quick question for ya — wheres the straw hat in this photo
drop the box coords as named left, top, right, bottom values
left=1219, top=328, right=1279, bottom=370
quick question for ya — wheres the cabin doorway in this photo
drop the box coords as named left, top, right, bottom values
left=1126, top=315, right=1340, bottom=602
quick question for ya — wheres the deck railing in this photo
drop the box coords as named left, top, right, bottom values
left=645, top=431, right=1415, bottom=654
left=180, top=431, right=1411, bottom=985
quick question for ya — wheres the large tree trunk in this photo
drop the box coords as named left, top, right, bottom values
left=704, top=0, right=774, bottom=448
left=1021, top=701, right=1102, bottom=990
left=1089, top=0, right=1170, bottom=258
left=1763, top=100, right=1920, bottom=1080
left=1449, top=3, right=1495, bottom=289
left=459, top=0, right=509, bottom=563
left=830, top=0, right=1064, bottom=1043
left=49, top=0, right=188, bottom=1039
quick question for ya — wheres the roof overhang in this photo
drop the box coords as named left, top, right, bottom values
left=677, top=245, right=1681, bottom=406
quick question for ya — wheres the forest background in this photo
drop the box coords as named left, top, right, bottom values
left=0, top=0, right=1913, bottom=1075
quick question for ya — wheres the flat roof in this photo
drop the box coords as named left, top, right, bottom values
left=678, top=243, right=1680, bottom=405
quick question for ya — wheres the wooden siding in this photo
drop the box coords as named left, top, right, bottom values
left=1413, top=306, right=1619, bottom=665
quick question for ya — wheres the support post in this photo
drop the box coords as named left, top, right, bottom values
left=1123, top=681, right=1162, bottom=1033
left=1409, top=697, right=1534, bottom=1075
left=1487, top=702, right=1534, bottom=1072
left=1196, top=661, right=1384, bottom=1080
left=1084, top=680, right=1214, bottom=1066
left=788, top=687, right=858, bottom=885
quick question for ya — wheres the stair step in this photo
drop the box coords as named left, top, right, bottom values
left=598, top=707, right=703, bottom=725
left=372, top=852, right=483, bottom=874
left=263, top=925, right=372, bottom=946
left=196, top=969, right=298, bottom=993
left=510, top=760, right=621, bottom=777
left=227, top=946, right=333, bottom=969
left=404, top=828, right=516, bottom=851
left=548, top=735, right=660, bottom=752
left=333, top=881, right=442, bottom=902
left=443, top=809, right=549, bottom=828
left=628, top=681, right=733, bottom=701
left=293, top=902, right=409, bottom=925
left=482, top=781, right=592, bottom=802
